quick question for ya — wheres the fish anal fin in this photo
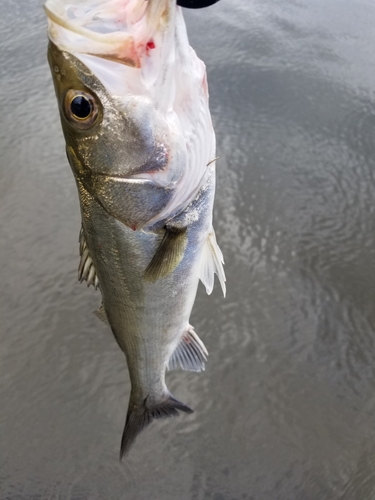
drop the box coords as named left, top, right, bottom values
left=167, top=326, right=208, bottom=372
left=144, top=227, right=188, bottom=282
left=199, top=228, right=226, bottom=297
left=79, top=226, right=99, bottom=289
left=120, top=394, right=193, bottom=459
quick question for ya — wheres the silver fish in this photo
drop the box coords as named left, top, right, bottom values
left=45, top=0, right=225, bottom=457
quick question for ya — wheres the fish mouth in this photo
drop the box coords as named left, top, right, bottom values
left=44, top=0, right=171, bottom=68
left=44, top=1, right=143, bottom=67
left=93, top=143, right=173, bottom=187
left=94, top=172, right=176, bottom=190
left=44, top=3, right=117, bottom=44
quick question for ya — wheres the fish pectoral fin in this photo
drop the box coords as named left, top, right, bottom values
left=78, top=226, right=99, bottom=289
left=120, top=393, right=193, bottom=459
left=167, top=326, right=208, bottom=372
left=144, top=227, right=188, bottom=282
left=199, top=228, right=226, bottom=297
left=94, top=303, right=109, bottom=326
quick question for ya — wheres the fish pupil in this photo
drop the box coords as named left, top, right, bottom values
left=71, top=95, right=91, bottom=119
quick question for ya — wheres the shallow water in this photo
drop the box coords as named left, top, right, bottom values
left=2, top=0, right=375, bottom=498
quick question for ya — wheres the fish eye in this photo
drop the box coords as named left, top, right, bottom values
left=64, top=89, right=99, bottom=129
left=71, top=95, right=91, bottom=119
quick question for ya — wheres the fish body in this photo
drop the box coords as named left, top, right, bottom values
left=45, top=0, right=225, bottom=457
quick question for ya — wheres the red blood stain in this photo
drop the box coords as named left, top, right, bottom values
left=146, top=40, right=155, bottom=50
left=131, top=225, right=137, bottom=231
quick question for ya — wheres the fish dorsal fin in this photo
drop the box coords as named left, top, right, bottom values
left=94, top=303, right=109, bottom=326
left=144, top=227, right=188, bottom=282
left=78, top=226, right=99, bottom=289
left=199, top=228, right=226, bottom=297
left=167, top=326, right=208, bottom=372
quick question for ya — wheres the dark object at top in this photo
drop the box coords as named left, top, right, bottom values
left=177, top=0, right=220, bottom=8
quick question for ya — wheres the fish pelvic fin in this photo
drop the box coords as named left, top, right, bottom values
left=120, top=393, right=193, bottom=459
left=79, top=226, right=99, bottom=289
left=144, top=227, right=188, bottom=282
left=167, top=326, right=208, bottom=372
left=199, top=228, right=226, bottom=297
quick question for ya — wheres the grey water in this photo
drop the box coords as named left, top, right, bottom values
left=2, top=0, right=375, bottom=498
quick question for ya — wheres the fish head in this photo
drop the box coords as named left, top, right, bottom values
left=47, top=41, right=173, bottom=179
left=47, top=40, right=183, bottom=229
left=46, top=0, right=215, bottom=229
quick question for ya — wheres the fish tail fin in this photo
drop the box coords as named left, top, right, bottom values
left=120, top=393, right=193, bottom=459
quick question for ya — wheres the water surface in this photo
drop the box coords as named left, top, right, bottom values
left=2, top=0, right=375, bottom=498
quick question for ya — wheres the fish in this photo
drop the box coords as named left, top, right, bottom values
left=44, top=0, right=225, bottom=458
